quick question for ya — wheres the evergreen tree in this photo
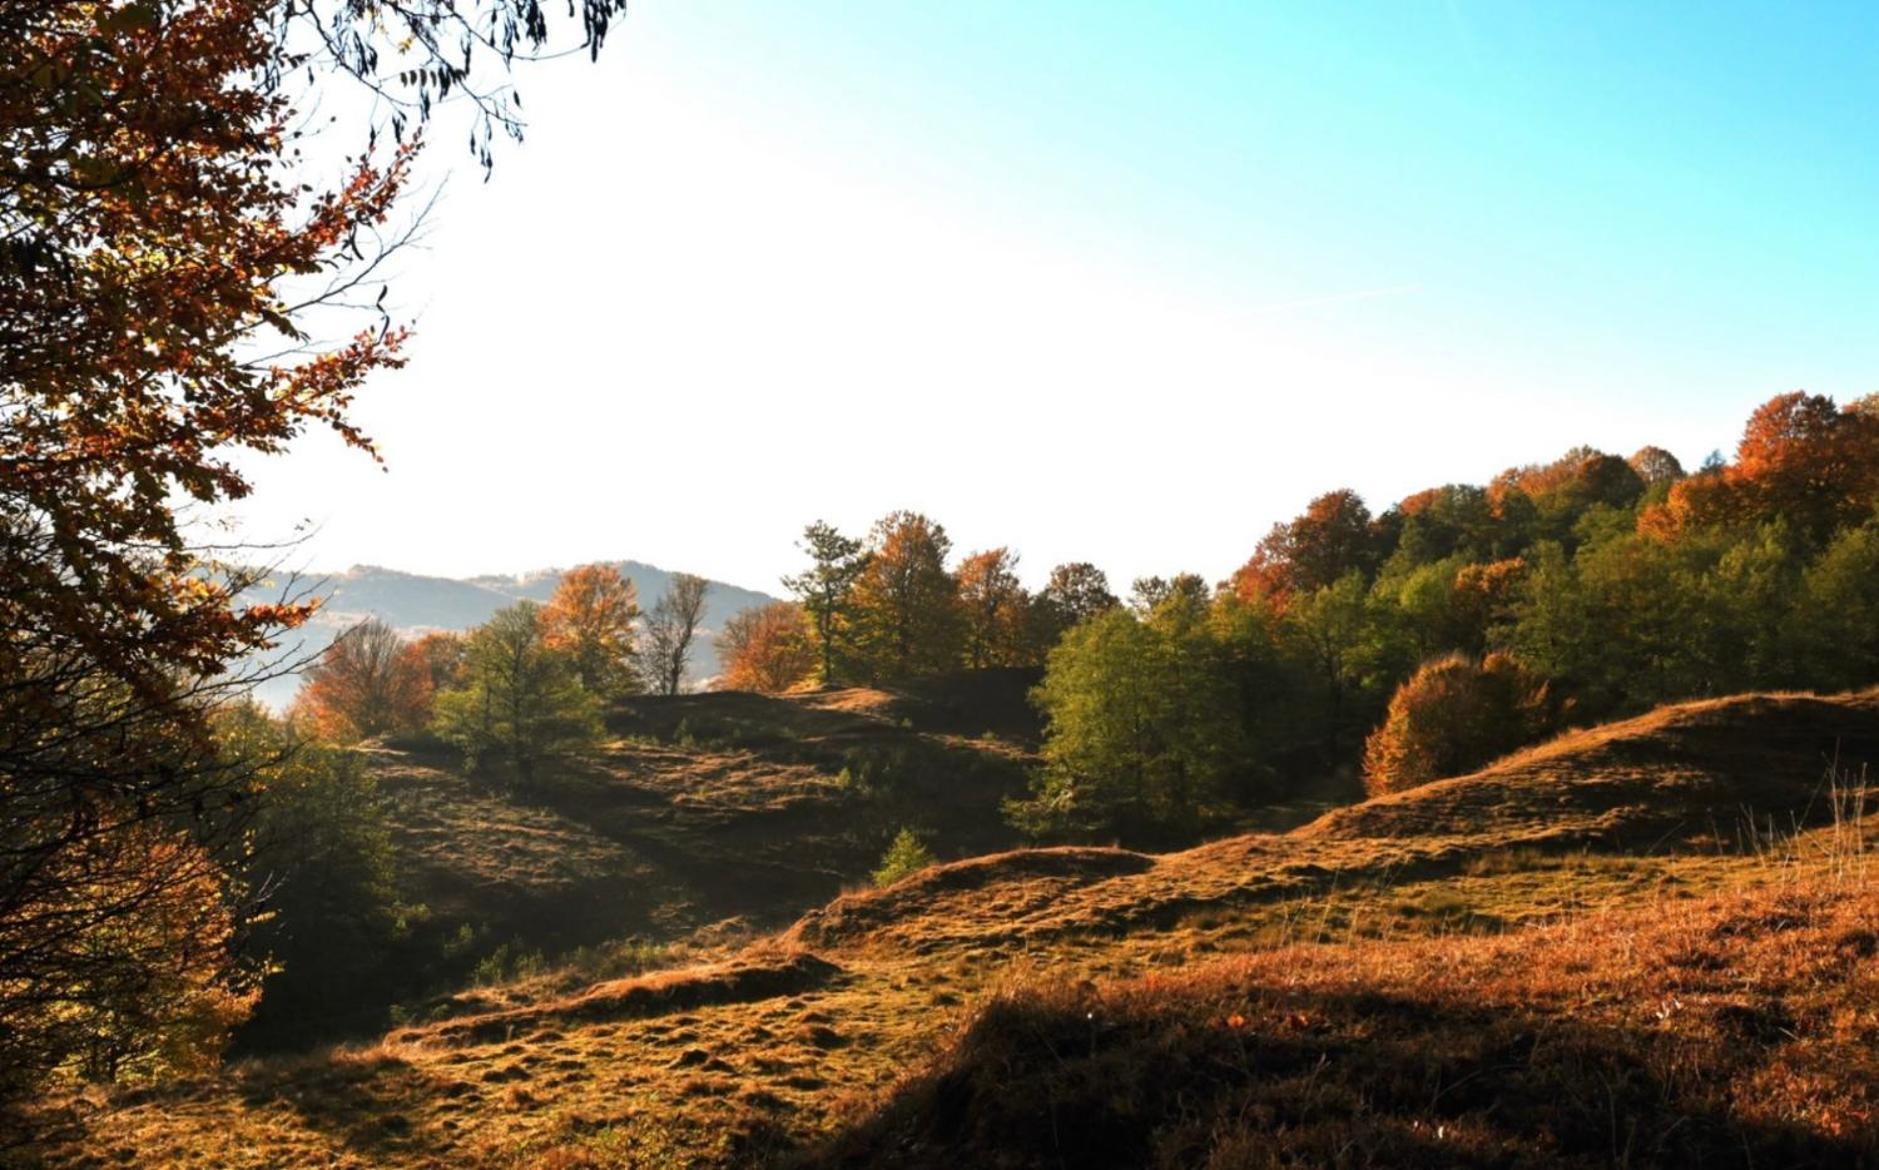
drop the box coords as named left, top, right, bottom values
left=782, top=521, right=870, bottom=685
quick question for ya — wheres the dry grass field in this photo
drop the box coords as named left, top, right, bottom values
left=13, top=689, right=1878, bottom=1168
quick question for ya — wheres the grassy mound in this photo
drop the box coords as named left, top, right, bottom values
left=814, top=873, right=1879, bottom=1169
left=1303, top=690, right=1879, bottom=847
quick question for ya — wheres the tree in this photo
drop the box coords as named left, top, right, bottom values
left=1014, top=605, right=1244, bottom=842
left=541, top=563, right=641, bottom=699
left=1232, top=489, right=1378, bottom=600
left=849, top=512, right=965, bottom=682
left=716, top=602, right=818, bottom=693
left=434, top=603, right=603, bottom=782
left=782, top=521, right=870, bottom=685
left=0, top=0, right=627, bottom=1095
left=1627, top=446, right=1686, bottom=487
left=1362, top=653, right=1557, bottom=796
left=219, top=707, right=404, bottom=1047
left=1278, top=572, right=1384, bottom=766
left=956, top=548, right=1029, bottom=668
left=641, top=573, right=710, bottom=696
left=872, top=828, right=936, bottom=887
left=290, top=619, right=430, bottom=741
left=1130, top=573, right=1211, bottom=613
left=408, top=631, right=470, bottom=696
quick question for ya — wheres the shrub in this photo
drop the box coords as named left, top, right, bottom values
left=873, top=828, right=936, bottom=887
left=1362, top=653, right=1556, bottom=796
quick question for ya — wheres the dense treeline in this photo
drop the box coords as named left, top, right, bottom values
left=713, top=392, right=1879, bottom=842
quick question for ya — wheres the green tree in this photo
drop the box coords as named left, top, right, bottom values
left=873, top=828, right=936, bottom=887
left=434, top=602, right=602, bottom=782
left=782, top=521, right=871, bottom=685
left=219, top=707, right=405, bottom=1046
left=1789, top=517, right=1879, bottom=691
left=1015, top=605, right=1243, bottom=841
left=1278, top=572, right=1385, bottom=767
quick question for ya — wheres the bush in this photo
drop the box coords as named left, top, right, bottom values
left=1362, top=653, right=1556, bottom=796
left=873, top=828, right=936, bottom=887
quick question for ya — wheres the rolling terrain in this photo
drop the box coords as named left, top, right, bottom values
left=16, top=688, right=1879, bottom=1168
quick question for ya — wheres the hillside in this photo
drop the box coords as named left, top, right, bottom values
left=228, top=674, right=1041, bottom=1049
left=16, top=689, right=1878, bottom=1168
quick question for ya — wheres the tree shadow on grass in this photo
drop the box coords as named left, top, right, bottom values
left=798, top=981, right=1871, bottom=1170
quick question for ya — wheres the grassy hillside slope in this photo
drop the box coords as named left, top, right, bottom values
left=15, top=689, right=1878, bottom=1169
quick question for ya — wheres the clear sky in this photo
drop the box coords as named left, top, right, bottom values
left=233, top=1, right=1879, bottom=595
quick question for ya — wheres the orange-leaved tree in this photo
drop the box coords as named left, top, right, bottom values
left=1362, top=653, right=1558, bottom=797
left=290, top=619, right=432, bottom=741
left=716, top=602, right=819, bottom=693
left=956, top=547, right=1031, bottom=669
left=541, top=563, right=642, bottom=698
left=0, top=0, right=627, bottom=1091
left=848, top=512, right=965, bottom=682
left=1640, top=393, right=1879, bottom=544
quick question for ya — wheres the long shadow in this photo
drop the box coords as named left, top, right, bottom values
left=795, top=982, right=1872, bottom=1169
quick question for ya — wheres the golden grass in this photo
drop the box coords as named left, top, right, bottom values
left=16, top=688, right=1879, bottom=1169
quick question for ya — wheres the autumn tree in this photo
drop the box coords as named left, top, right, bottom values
left=1627, top=446, right=1685, bottom=487
left=541, top=563, right=641, bottom=699
left=956, top=548, right=1030, bottom=668
left=290, top=618, right=430, bottom=741
left=716, top=602, right=818, bottom=693
left=782, top=520, right=870, bottom=685
left=1362, top=653, right=1557, bottom=796
left=641, top=573, right=710, bottom=696
left=1641, top=394, right=1879, bottom=545
left=408, top=630, right=470, bottom=696
left=1231, top=489, right=1379, bottom=601
left=434, top=602, right=603, bottom=782
left=849, top=512, right=965, bottom=682
left=0, top=0, right=627, bottom=1094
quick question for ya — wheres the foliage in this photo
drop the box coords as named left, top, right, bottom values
left=716, top=602, right=818, bottom=693
left=1015, top=605, right=1244, bottom=841
left=848, top=512, right=966, bottom=683
left=1232, top=489, right=1379, bottom=599
left=1362, top=653, right=1557, bottom=795
left=219, top=707, right=407, bottom=1046
left=434, top=602, right=603, bottom=781
left=956, top=548, right=1031, bottom=668
left=0, top=0, right=628, bottom=1100
left=1029, top=561, right=1119, bottom=647
left=873, top=828, right=937, bottom=887
left=782, top=520, right=871, bottom=685
left=640, top=573, right=710, bottom=696
left=290, top=618, right=431, bottom=741
left=541, top=564, right=641, bottom=699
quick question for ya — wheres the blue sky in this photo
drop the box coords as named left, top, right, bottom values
left=238, top=1, right=1879, bottom=593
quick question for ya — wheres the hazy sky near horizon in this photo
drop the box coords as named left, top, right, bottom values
left=233, top=1, right=1879, bottom=595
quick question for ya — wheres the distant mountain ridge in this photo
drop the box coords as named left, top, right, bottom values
left=247, top=560, right=783, bottom=708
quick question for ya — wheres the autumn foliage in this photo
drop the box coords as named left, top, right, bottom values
left=541, top=563, right=642, bottom=699
left=291, top=619, right=432, bottom=741
left=1362, top=653, right=1557, bottom=796
left=716, top=602, right=818, bottom=693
